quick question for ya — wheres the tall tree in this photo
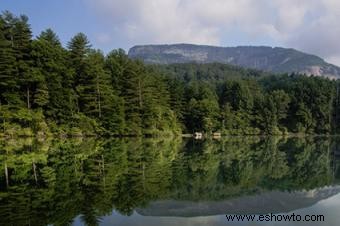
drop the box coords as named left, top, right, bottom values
left=0, top=15, right=18, bottom=106
left=38, top=28, right=61, bottom=46
left=81, top=50, right=124, bottom=128
left=10, top=14, right=35, bottom=109
left=31, top=29, right=76, bottom=121
left=67, top=33, right=91, bottom=113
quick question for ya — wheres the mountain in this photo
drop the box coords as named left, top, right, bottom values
left=128, top=44, right=340, bottom=78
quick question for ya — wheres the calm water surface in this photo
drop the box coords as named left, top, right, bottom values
left=1, top=136, right=340, bottom=226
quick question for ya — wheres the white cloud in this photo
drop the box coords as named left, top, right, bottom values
left=87, top=0, right=340, bottom=66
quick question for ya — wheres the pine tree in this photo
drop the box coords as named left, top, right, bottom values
left=38, top=28, right=61, bottom=46
left=90, top=51, right=125, bottom=133
left=105, top=49, right=130, bottom=93
left=32, top=29, right=76, bottom=121
left=67, top=33, right=91, bottom=113
left=0, top=15, right=18, bottom=106
left=120, top=60, right=143, bottom=135
left=67, top=32, right=91, bottom=68
left=11, top=14, right=34, bottom=109
left=78, top=50, right=107, bottom=117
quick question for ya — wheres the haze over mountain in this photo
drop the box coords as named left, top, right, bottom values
left=129, top=44, right=340, bottom=78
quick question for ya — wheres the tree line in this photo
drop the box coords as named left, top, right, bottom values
left=0, top=11, right=180, bottom=137
left=155, top=63, right=340, bottom=135
left=1, top=11, right=340, bottom=137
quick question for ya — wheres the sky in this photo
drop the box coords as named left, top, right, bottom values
left=2, top=0, right=340, bottom=66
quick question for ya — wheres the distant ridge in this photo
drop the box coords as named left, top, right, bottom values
left=128, top=44, right=340, bottom=78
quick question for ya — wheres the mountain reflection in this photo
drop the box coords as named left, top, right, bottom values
left=0, top=136, right=340, bottom=225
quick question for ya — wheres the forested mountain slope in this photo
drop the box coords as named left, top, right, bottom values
left=129, top=44, right=340, bottom=79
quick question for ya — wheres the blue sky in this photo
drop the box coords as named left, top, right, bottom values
left=0, top=0, right=118, bottom=51
left=2, top=0, right=340, bottom=66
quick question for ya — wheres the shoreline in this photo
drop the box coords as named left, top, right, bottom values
left=1, top=133, right=340, bottom=140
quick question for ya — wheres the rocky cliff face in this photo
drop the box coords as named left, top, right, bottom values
left=128, top=44, right=340, bottom=78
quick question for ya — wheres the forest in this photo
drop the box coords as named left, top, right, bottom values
left=1, top=11, right=340, bottom=137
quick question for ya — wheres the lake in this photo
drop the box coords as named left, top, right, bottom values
left=1, top=136, right=340, bottom=226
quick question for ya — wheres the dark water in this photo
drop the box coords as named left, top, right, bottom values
left=1, top=136, right=340, bottom=226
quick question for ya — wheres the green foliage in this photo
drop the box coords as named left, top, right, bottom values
left=0, top=12, right=182, bottom=137
left=0, top=136, right=337, bottom=224
left=0, top=15, right=19, bottom=106
left=154, top=63, right=340, bottom=135
left=1, top=11, right=340, bottom=136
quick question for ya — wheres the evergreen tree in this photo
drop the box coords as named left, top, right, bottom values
left=11, top=14, right=34, bottom=109
left=105, top=49, right=130, bottom=92
left=67, top=32, right=91, bottom=68
left=67, top=32, right=91, bottom=113
left=32, top=29, right=76, bottom=121
left=38, top=28, right=61, bottom=46
left=0, top=15, right=18, bottom=106
left=120, top=60, right=143, bottom=135
left=78, top=50, right=125, bottom=133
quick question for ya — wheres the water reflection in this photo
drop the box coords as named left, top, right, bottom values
left=0, top=136, right=340, bottom=226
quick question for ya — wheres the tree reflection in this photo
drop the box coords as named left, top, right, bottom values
left=0, top=136, right=339, bottom=225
